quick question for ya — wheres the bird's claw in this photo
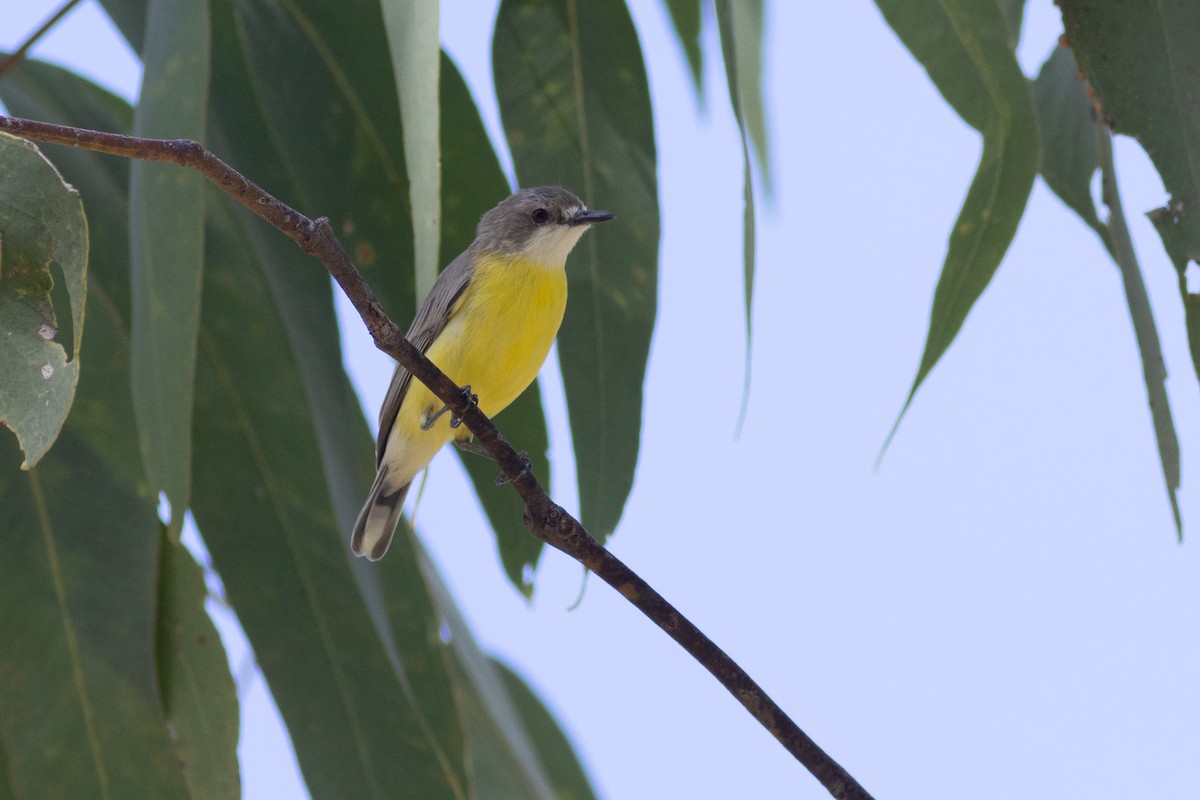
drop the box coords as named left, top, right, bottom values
left=421, top=385, right=477, bottom=431
left=449, top=385, right=478, bottom=429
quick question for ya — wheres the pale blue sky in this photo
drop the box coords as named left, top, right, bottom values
left=4, top=2, right=1199, bottom=798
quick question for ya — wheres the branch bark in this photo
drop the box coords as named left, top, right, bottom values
left=0, top=114, right=875, bottom=800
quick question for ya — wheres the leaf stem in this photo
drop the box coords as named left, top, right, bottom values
left=0, top=114, right=875, bottom=800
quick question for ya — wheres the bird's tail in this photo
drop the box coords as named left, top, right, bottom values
left=351, top=466, right=410, bottom=561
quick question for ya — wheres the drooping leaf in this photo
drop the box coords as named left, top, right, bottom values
left=417, top=543, right=562, bottom=800
left=156, top=535, right=241, bottom=800
left=998, top=0, right=1026, bottom=48
left=1032, top=42, right=1182, bottom=534
left=875, top=0, right=993, bottom=133
left=375, top=519, right=470, bottom=800
left=714, top=1, right=762, bottom=432
left=715, top=0, right=768, bottom=185
left=230, top=0, right=416, bottom=323
left=494, top=0, right=659, bottom=543
left=1032, top=44, right=1102, bottom=235
left=662, top=0, right=704, bottom=101
left=1100, top=132, right=1183, bottom=534
left=97, top=5, right=472, bottom=789
left=204, top=3, right=472, bottom=792
left=874, top=0, right=1040, bottom=449
left=190, top=183, right=461, bottom=800
left=0, top=63, right=203, bottom=799
left=381, top=0, right=440, bottom=303
left=128, top=0, right=210, bottom=540
left=493, top=658, right=597, bottom=800
left=0, top=435, right=189, bottom=800
left=1059, top=0, right=1200, bottom=388
left=0, top=58, right=139, bottom=489
left=0, top=131, right=86, bottom=468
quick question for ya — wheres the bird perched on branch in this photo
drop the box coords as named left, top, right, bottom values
left=352, top=186, right=614, bottom=560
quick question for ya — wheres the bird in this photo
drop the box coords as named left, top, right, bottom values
left=352, top=186, right=614, bottom=560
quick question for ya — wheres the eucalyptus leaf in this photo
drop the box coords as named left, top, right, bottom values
left=1059, top=0, right=1200, bottom=387
left=875, top=0, right=1039, bottom=450
left=128, top=0, right=210, bottom=540
left=0, top=132, right=86, bottom=468
left=0, top=62, right=205, bottom=797
left=156, top=536, right=241, bottom=800
left=493, top=658, right=597, bottom=800
left=1032, top=45, right=1102, bottom=235
left=1032, top=42, right=1182, bottom=534
left=381, top=0, right=440, bottom=304
left=662, top=0, right=704, bottom=101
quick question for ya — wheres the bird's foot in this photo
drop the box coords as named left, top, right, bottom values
left=420, top=385, right=477, bottom=431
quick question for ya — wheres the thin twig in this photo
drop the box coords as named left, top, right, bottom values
left=0, top=0, right=85, bottom=81
left=0, top=114, right=875, bottom=800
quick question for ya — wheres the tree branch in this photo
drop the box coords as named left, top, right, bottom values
left=0, top=114, right=875, bottom=800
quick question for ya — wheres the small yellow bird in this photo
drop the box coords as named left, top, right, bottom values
left=352, top=186, right=614, bottom=560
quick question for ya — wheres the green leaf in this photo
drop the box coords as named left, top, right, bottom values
left=493, top=659, right=597, bottom=800
left=1059, top=0, right=1200, bottom=388
left=1031, top=43, right=1182, bottom=534
left=191, top=183, right=461, bottom=800
left=439, top=51, right=513, bottom=269
left=662, top=0, right=704, bottom=100
left=0, top=736, right=11, bottom=800
left=0, top=66, right=194, bottom=795
left=1098, top=132, right=1183, bottom=534
left=715, top=0, right=768, bottom=186
left=230, top=0, right=416, bottom=323
left=714, top=1, right=762, bottom=432
left=875, top=0, right=1040, bottom=449
left=375, top=521, right=469, bottom=800
left=493, top=0, right=659, bottom=543
left=0, top=58, right=138, bottom=490
left=1032, top=44, right=1102, bottom=235
left=0, top=435, right=190, bottom=800
left=875, top=0, right=993, bottom=133
left=0, top=132, right=86, bottom=468
left=999, top=0, right=1026, bottom=48
left=201, top=3, right=471, bottom=792
left=128, top=0, right=210, bottom=540
left=417, top=544, right=560, bottom=800
left=0, top=56, right=238, bottom=800
left=156, top=536, right=241, bottom=800
left=382, top=0, right=440, bottom=304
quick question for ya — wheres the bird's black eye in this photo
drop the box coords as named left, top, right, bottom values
left=531, top=207, right=551, bottom=225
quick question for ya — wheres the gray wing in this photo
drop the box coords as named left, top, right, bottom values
left=375, top=251, right=475, bottom=466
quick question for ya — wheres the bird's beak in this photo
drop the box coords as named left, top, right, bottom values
left=570, top=208, right=615, bottom=225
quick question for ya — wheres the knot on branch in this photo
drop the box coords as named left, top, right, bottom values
left=523, top=502, right=561, bottom=544
left=165, top=137, right=205, bottom=161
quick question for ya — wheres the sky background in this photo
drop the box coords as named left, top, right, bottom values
left=4, top=1, right=1199, bottom=798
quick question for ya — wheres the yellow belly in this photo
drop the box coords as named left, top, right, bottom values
left=383, top=253, right=567, bottom=487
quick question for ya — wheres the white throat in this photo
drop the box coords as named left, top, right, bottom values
left=521, top=224, right=590, bottom=268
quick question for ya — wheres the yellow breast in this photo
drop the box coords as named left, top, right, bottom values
left=400, top=252, right=567, bottom=446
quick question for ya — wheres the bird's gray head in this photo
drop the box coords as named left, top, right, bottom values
left=473, top=186, right=614, bottom=266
